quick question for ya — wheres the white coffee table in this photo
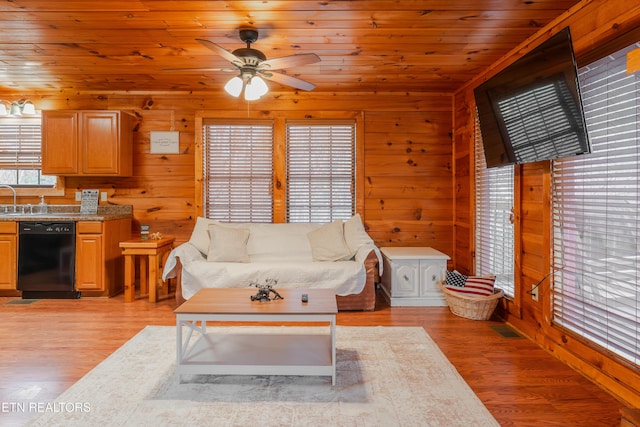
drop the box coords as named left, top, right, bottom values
left=174, top=287, right=338, bottom=385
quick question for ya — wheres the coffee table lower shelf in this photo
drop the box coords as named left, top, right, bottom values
left=177, top=331, right=334, bottom=380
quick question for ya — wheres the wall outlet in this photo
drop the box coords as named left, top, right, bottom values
left=75, top=191, right=82, bottom=201
left=531, top=284, right=539, bottom=302
left=101, top=192, right=108, bottom=201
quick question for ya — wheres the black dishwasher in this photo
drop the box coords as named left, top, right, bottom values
left=17, top=222, right=80, bottom=299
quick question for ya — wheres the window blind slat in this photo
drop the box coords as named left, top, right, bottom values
left=552, top=41, right=640, bottom=366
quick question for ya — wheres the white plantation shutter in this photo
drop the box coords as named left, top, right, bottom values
left=0, top=117, right=41, bottom=169
left=475, top=117, right=515, bottom=297
left=286, top=120, right=355, bottom=222
left=552, top=41, right=640, bottom=365
left=202, top=120, right=274, bottom=222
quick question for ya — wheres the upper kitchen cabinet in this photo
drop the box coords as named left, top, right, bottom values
left=42, top=110, right=134, bottom=176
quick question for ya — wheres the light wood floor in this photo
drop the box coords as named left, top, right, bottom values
left=0, top=290, right=625, bottom=426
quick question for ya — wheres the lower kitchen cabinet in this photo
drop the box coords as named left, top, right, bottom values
left=380, top=246, right=450, bottom=306
left=76, top=218, right=131, bottom=297
left=0, top=222, right=17, bottom=292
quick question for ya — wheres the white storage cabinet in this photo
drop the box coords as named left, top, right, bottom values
left=380, top=247, right=450, bottom=306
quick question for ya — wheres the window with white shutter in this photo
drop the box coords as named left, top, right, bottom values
left=475, top=117, right=515, bottom=297
left=202, top=120, right=274, bottom=222
left=0, top=116, right=55, bottom=187
left=200, top=114, right=359, bottom=224
left=286, top=120, right=355, bottom=222
left=552, top=41, right=640, bottom=365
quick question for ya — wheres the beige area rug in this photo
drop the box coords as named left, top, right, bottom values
left=26, top=326, right=499, bottom=426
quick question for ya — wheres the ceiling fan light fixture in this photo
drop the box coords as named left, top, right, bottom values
left=244, top=76, right=269, bottom=101
left=224, top=76, right=244, bottom=97
left=0, top=102, right=7, bottom=116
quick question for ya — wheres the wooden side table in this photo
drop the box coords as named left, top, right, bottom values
left=119, top=237, right=175, bottom=303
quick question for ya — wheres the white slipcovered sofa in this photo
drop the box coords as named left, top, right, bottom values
left=162, top=214, right=382, bottom=311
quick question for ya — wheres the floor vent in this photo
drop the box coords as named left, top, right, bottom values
left=4, top=299, right=38, bottom=305
left=490, top=324, right=523, bottom=338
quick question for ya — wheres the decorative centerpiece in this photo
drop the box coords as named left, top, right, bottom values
left=249, top=278, right=284, bottom=302
left=150, top=231, right=163, bottom=240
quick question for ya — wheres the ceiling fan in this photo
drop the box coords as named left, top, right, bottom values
left=169, top=26, right=321, bottom=100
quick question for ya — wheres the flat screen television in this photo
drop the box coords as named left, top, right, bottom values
left=474, top=27, right=590, bottom=168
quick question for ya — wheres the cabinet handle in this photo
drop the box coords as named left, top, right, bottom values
left=432, top=275, right=436, bottom=281
left=403, top=275, right=409, bottom=281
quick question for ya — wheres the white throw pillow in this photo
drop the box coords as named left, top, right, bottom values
left=343, top=213, right=373, bottom=254
left=206, top=224, right=250, bottom=262
left=188, top=217, right=220, bottom=254
left=307, top=219, right=353, bottom=261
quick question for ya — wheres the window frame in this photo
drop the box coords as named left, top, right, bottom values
left=195, top=110, right=364, bottom=223
left=201, top=119, right=275, bottom=223
left=551, top=40, right=640, bottom=366
left=0, top=115, right=64, bottom=197
left=286, top=119, right=356, bottom=223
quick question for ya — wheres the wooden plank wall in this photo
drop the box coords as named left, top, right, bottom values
left=453, top=0, right=640, bottom=407
left=0, top=91, right=453, bottom=257
left=364, top=110, right=453, bottom=257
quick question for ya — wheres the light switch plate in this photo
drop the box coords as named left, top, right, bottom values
left=101, top=192, right=107, bottom=201
left=75, top=191, right=82, bottom=201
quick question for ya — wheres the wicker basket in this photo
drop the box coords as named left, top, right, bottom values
left=439, top=281, right=504, bottom=320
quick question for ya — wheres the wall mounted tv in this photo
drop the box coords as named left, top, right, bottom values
left=474, top=27, right=590, bottom=168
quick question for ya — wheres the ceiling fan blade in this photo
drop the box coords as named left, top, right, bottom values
left=163, top=67, right=237, bottom=72
left=260, top=71, right=316, bottom=91
left=259, top=53, right=320, bottom=71
left=196, top=38, right=243, bottom=65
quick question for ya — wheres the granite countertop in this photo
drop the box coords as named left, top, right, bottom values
left=0, top=205, right=133, bottom=222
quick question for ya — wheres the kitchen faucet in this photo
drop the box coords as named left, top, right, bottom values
left=0, top=184, right=17, bottom=212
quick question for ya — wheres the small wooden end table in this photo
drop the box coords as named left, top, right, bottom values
left=120, top=236, right=175, bottom=303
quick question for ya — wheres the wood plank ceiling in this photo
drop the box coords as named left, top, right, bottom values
left=0, top=0, right=582, bottom=94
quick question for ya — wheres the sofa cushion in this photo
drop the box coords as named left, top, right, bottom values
left=179, top=259, right=367, bottom=300
left=344, top=213, right=373, bottom=254
left=189, top=216, right=219, bottom=254
left=307, top=219, right=353, bottom=261
left=206, top=223, right=250, bottom=262
left=244, top=223, right=319, bottom=262
left=186, top=217, right=375, bottom=263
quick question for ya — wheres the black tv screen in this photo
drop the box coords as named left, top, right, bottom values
left=474, top=27, right=590, bottom=168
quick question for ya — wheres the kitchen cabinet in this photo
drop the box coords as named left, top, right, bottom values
left=0, top=222, right=17, bottom=291
left=76, top=218, right=131, bottom=297
left=42, top=110, right=134, bottom=176
left=76, top=221, right=102, bottom=292
left=380, top=247, right=450, bottom=306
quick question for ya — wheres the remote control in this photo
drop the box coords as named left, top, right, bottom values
left=301, top=293, right=308, bottom=303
